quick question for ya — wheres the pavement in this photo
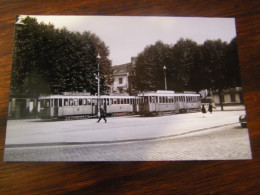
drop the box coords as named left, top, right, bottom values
left=4, top=105, right=247, bottom=146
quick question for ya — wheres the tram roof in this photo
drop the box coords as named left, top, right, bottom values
left=38, top=95, right=137, bottom=99
left=138, top=90, right=200, bottom=96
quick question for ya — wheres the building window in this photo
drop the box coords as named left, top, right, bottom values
left=119, top=78, right=123, bottom=84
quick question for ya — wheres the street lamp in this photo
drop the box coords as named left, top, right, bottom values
left=97, top=54, right=101, bottom=116
left=163, top=65, right=167, bottom=90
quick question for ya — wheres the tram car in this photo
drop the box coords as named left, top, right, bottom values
left=138, top=90, right=201, bottom=116
left=38, top=94, right=139, bottom=119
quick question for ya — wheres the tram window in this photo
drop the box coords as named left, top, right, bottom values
left=120, top=99, right=123, bottom=104
left=53, top=99, right=58, bottom=107
left=59, top=99, right=62, bottom=107
left=69, top=99, right=74, bottom=106
left=46, top=100, right=50, bottom=107
left=82, top=99, right=86, bottom=105
left=143, top=97, right=147, bottom=103
left=64, top=99, right=68, bottom=106
left=74, top=99, right=78, bottom=106
left=79, top=99, right=82, bottom=106
left=40, top=100, right=43, bottom=108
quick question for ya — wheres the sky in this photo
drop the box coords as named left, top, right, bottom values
left=21, top=15, right=237, bottom=66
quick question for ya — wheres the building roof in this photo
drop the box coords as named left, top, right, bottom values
left=112, top=63, right=130, bottom=76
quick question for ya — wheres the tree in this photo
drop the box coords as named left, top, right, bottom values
left=225, top=37, right=241, bottom=88
left=11, top=16, right=112, bottom=98
left=89, top=33, right=113, bottom=94
left=135, top=41, right=171, bottom=91
left=134, top=39, right=200, bottom=92
left=200, top=39, right=229, bottom=110
left=168, top=38, right=200, bottom=91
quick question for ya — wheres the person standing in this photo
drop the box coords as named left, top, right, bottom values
left=97, top=106, right=107, bottom=123
left=208, top=103, right=213, bottom=114
left=201, top=104, right=207, bottom=117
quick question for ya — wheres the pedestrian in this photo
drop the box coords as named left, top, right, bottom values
left=208, top=103, right=213, bottom=114
left=97, top=106, right=107, bottom=123
left=201, top=104, right=206, bottom=117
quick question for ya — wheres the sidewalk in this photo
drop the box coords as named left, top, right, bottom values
left=4, top=105, right=246, bottom=146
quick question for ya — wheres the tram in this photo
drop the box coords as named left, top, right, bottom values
left=38, top=94, right=139, bottom=119
left=38, top=90, right=201, bottom=119
left=138, top=90, right=201, bottom=116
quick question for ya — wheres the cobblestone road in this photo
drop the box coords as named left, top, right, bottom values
left=4, top=123, right=252, bottom=161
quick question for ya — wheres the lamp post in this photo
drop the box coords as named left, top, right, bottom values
left=163, top=65, right=167, bottom=90
left=97, top=54, right=101, bottom=117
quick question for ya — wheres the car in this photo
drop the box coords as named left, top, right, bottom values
left=239, top=114, right=247, bottom=128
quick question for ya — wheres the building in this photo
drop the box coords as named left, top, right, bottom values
left=111, top=57, right=137, bottom=95
left=211, top=87, right=243, bottom=105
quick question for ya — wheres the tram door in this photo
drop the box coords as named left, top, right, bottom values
left=53, top=99, right=59, bottom=117
left=133, top=98, right=137, bottom=113
left=103, top=99, right=107, bottom=112
left=139, top=96, right=149, bottom=114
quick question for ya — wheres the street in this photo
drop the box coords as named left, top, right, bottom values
left=4, top=106, right=252, bottom=161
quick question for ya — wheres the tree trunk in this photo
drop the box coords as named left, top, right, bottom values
left=218, top=89, right=224, bottom=111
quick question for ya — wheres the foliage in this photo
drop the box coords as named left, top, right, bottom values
left=134, top=38, right=241, bottom=94
left=135, top=41, right=171, bottom=91
left=11, top=16, right=112, bottom=97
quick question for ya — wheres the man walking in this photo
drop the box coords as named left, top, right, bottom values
left=208, top=103, right=213, bottom=114
left=97, top=106, right=107, bottom=123
left=201, top=104, right=207, bottom=117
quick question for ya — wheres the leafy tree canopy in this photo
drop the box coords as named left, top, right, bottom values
left=11, top=16, right=112, bottom=97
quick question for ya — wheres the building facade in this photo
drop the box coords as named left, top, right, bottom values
left=211, top=87, right=243, bottom=105
left=111, top=57, right=137, bottom=95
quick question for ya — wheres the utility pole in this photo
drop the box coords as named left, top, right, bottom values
left=97, top=54, right=101, bottom=116
left=163, top=65, right=167, bottom=90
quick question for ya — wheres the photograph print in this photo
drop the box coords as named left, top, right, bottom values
left=4, top=15, right=252, bottom=161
